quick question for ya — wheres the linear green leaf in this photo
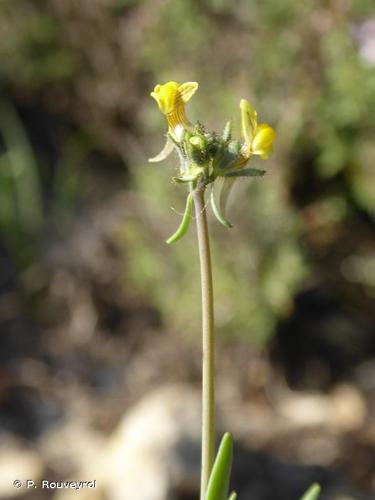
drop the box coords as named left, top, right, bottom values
left=228, top=493, right=237, bottom=500
left=224, top=167, right=265, bottom=178
left=300, top=483, right=321, bottom=500
left=210, top=179, right=234, bottom=229
left=172, top=176, right=195, bottom=183
left=166, top=192, right=193, bottom=244
left=205, top=432, right=233, bottom=500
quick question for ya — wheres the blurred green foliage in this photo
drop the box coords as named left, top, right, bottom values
left=0, top=0, right=374, bottom=343
left=0, top=98, right=43, bottom=265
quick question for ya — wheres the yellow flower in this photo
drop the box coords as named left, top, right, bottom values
left=149, top=81, right=198, bottom=163
left=240, top=99, right=276, bottom=160
left=151, top=81, right=198, bottom=133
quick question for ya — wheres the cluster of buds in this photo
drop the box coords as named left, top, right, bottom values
left=149, top=81, right=276, bottom=241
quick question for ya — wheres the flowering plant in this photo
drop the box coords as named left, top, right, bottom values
left=149, top=81, right=319, bottom=500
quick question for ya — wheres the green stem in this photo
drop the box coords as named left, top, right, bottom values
left=193, top=187, right=215, bottom=500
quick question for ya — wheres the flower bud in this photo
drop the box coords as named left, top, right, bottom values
left=189, top=135, right=207, bottom=150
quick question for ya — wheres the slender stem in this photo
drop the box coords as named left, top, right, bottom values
left=193, top=187, right=215, bottom=500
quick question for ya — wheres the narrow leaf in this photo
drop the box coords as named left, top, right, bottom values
left=172, top=176, right=195, bottom=183
left=224, top=167, right=265, bottom=178
left=300, top=483, right=321, bottom=500
left=228, top=493, right=237, bottom=500
left=210, top=178, right=234, bottom=229
left=166, top=192, right=193, bottom=244
left=205, top=432, right=233, bottom=500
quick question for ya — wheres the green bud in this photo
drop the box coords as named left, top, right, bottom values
left=207, top=142, right=223, bottom=159
left=187, top=141, right=206, bottom=165
left=204, top=134, right=225, bottom=161
left=193, top=121, right=205, bottom=135
left=189, top=135, right=207, bottom=149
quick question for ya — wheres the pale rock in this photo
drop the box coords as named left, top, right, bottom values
left=56, top=384, right=201, bottom=500
left=0, top=441, right=43, bottom=498
left=277, top=384, right=366, bottom=431
left=328, top=384, right=366, bottom=431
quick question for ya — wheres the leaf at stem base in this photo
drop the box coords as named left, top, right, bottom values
left=205, top=432, right=234, bottom=500
left=300, top=483, right=321, bottom=500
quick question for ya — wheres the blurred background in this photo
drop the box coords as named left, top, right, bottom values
left=0, top=0, right=374, bottom=499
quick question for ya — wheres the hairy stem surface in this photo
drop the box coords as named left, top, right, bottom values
left=193, top=187, right=215, bottom=500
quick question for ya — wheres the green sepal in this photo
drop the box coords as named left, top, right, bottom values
left=300, top=483, right=321, bottom=500
left=205, top=432, right=234, bottom=500
left=228, top=140, right=241, bottom=155
left=228, top=493, right=237, bottom=500
left=166, top=192, right=193, bottom=244
left=222, top=120, right=232, bottom=142
left=224, top=167, right=265, bottom=178
left=207, top=140, right=224, bottom=160
left=172, top=176, right=196, bottom=183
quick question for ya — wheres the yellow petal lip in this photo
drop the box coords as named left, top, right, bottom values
left=150, top=81, right=198, bottom=142
left=150, top=81, right=198, bottom=115
left=150, top=81, right=179, bottom=114
left=251, top=124, right=276, bottom=158
left=178, top=82, right=198, bottom=103
left=239, top=98, right=275, bottom=159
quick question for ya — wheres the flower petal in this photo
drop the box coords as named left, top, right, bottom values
left=148, top=136, right=174, bottom=163
left=178, top=82, right=199, bottom=103
left=251, top=123, right=276, bottom=159
left=151, top=81, right=197, bottom=140
left=240, top=99, right=257, bottom=153
left=150, top=81, right=180, bottom=114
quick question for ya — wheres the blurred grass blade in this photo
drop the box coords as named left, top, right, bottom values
left=205, top=432, right=233, bottom=500
left=0, top=98, right=43, bottom=234
left=300, top=483, right=321, bottom=500
left=166, top=191, right=193, bottom=244
left=228, top=493, right=237, bottom=500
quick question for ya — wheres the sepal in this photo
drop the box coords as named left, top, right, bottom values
left=228, top=140, right=241, bottom=156
left=222, top=120, right=232, bottom=142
